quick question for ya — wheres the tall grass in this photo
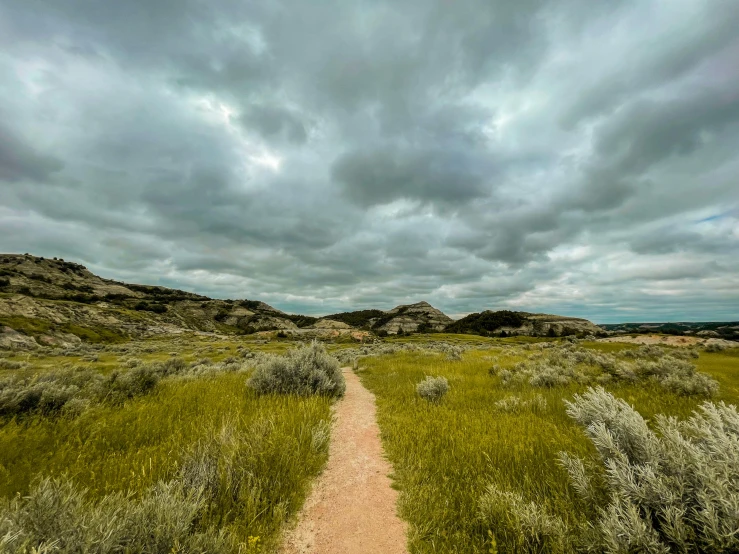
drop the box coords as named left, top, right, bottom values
left=359, top=345, right=739, bottom=553
left=0, top=371, right=332, bottom=550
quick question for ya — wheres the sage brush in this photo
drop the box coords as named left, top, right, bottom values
left=247, top=341, right=345, bottom=397
left=560, top=387, right=739, bottom=553
left=416, top=376, right=449, bottom=403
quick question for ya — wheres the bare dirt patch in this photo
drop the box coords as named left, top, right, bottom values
left=280, top=368, right=408, bottom=554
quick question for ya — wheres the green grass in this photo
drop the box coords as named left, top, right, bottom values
left=0, top=346, right=333, bottom=549
left=0, top=315, right=52, bottom=335
left=359, top=344, right=739, bottom=553
left=0, top=315, right=127, bottom=343
left=58, top=322, right=127, bottom=343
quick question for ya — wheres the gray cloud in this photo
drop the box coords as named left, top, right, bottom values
left=0, top=124, right=64, bottom=183
left=560, top=2, right=739, bottom=127
left=240, top=104, right=308, bottom=145
left=0, top=0, right=737, bottom=322
left=332, top=147, right=493, bottom=207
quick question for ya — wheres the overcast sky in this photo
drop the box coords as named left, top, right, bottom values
left=1, top=0, right=738, bottom=323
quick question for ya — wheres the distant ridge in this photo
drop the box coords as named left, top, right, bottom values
left=0, top=253, right=605, bottom=347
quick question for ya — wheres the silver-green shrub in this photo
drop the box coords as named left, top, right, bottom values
left=247, top=341, right=345, bottom=397
left=104, top=365, right=160, bottom=404
left=416, top=376, right=449, bottom=403
left=0, top=478, right=234, bottom=553
left=560, top=387, right=739, bottom=553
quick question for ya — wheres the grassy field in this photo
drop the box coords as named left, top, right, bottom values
left=2, top=333, right=737, bottom=552
left=358, top=338, right=739, bottom=553
left=0, top=335, right=333, bottom=551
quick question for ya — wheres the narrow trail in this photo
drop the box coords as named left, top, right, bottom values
left=280, top=368, right=409, bottom=554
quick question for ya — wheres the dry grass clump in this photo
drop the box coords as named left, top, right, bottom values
left=560, top=387, right=739, bottom=553
left=247, top=341, right=345, bottom=397
left=416, top=376, right=449, bottom=403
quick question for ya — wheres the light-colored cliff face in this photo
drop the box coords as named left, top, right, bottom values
left=377, top=301, right=454, bottom=334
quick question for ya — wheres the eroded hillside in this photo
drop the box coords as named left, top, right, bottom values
left=0, top=253, right=609, bottom=347
left=0, top=254, right=298, bottom=347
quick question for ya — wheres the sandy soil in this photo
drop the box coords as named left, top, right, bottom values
left=599, top=334, right=738, bottom=348
left=279, top=368, right=409, bottom=554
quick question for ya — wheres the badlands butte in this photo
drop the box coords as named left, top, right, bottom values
left=0, top=253, right=605, bottom=349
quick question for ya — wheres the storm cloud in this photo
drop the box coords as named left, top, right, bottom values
left=0, top=0, right=737, bottom=322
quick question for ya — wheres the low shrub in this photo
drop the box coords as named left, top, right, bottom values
left=247, top=341, right=345, bottom=397
left=134, top=301, right=168, bottom=313
left=704, top=342, right=727, bottom=353
left=0, top=360, right=183, bottom=417
left=158, top=356, right=188, bottom=376
left=0, top=360, right=26, bottom=370
left=0, top=369, right=101, bottom=417
left=416, top=376, right=449, bottom=403
left=0, top=477, right=235, bottom=553
left=560, top=387, right=739, bottom=553
left=104, top=366, right=160, bottom=404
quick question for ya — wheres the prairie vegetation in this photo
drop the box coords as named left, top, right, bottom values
left=2, top=332, right=737, bottom=553
left=0, top=335, right=334, bottom=552
left=357, top=336, right=739, bottom=553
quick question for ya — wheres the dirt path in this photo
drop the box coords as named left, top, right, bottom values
left=279, top=368, right=408, bottom=554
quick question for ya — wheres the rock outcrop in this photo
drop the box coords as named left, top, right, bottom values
left=374, top=301, right=454, bottom=334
